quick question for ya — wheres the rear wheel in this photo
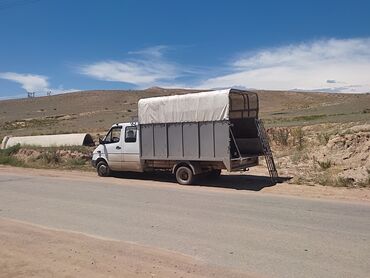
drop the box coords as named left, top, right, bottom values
left=97, top=161, right=110, bottom=177
left=175, top=166, right=194, bottom=185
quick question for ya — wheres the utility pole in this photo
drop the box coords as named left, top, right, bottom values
left=27, top=92, right=35, bottom=98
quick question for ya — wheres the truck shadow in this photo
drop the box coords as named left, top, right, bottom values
left=195, top=175, right=291, bottom=191
left=111, top=172, right=291, bottom=191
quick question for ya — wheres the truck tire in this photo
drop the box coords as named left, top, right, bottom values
left=175, top=166, right=194, bottom=185
left=208, top=169, right=221, bottom=179
left=97, top=161, right=110, bottom=177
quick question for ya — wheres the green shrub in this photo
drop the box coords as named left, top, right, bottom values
left=0, top=144, right=21, bottom=156
left=0, top=144, right=23, bottom=166
left=0, top=156, right=24, bottom=167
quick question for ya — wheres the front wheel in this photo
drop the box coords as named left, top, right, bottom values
left=175, top=166, right=194, bottom=185
left=97, top=161, right=110, bottom=177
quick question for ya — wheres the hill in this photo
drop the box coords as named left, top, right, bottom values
left=0, top=88, right=369, bottom=139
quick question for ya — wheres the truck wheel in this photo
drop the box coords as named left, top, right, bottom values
left=208, top=169, right=221, bottom=179
left=97, top=161, right=110, bottom=177
left=175, top=166, right=194, bottom=185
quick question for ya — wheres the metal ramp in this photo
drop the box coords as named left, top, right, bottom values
left=255, top=119, right=279, bottom=183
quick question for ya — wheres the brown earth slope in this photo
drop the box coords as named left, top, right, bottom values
left=1, top=88, right=369, bottom=140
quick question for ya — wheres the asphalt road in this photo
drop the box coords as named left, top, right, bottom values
left=0, top=170, right=369, bottom=278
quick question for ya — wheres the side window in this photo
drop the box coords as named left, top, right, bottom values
left=125, top=126, right=137, bottom=143
left=104, top=127, right=122, bottom=144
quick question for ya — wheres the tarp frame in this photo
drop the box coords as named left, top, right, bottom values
left=228, top=89, right=259, bottom=119
left=138, top=88, right=259, bottom=124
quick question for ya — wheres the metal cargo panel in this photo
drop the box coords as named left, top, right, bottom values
left=140, top=121, right=230, bottom=162
left=199, top=122, right=214, bottom=158
left=168, top=124, right=183, bottom=158
left=154, top=124, right=167, bottom=157
left=183, top=123, right=199, bottom=159
left=214, top=121, right=230, bottom=158
left=140, top=125, right=154, bottom=158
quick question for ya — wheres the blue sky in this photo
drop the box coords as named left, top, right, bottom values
left=1, top=0, right=370, bottom=99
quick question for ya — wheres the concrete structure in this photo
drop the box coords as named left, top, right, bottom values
left=1, top=133, right=94, bottom=149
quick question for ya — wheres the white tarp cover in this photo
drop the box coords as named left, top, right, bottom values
left=1, top=133, right=93, bottom=149
left=138, top=89, right=231, bottom=124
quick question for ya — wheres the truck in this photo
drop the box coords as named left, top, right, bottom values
left=91, top=88, right=278, bottom=185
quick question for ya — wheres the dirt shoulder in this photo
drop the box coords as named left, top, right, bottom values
left=0, top=218, right=252, bottom=278
left=247, top=167, right=370, bottom=203
left=1, top=165, right=370, bottom=203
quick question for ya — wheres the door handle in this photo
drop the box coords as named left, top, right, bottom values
left=116, top=146, right=121, bottom=150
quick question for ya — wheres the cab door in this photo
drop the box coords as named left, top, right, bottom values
left=102, top=126, right=123, bottom=170
left=122, top=125, right=142, bottom=171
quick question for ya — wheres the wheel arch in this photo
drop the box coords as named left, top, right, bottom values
left=172, top=161, right=201, bottom=175
left=95, top=157, right=108, bottom=166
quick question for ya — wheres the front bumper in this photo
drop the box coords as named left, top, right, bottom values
left=91, top=159, right=97, bottom=168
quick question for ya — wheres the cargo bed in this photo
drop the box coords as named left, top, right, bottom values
left=139, top=89, right=264, bottom=171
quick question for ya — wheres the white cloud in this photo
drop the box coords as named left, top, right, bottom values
left=49, top=86, right=79, bottom=95
left=0, top=72, right=49, bottom=92
left=79, top=46, right=187, bottom=88
left=80, top=60, right=179, bottom=86
left=128, top=45, right=168, bottom=58
left=0, top=72, right=78, bottom=96
left=199, top=38, right=370, bottom=93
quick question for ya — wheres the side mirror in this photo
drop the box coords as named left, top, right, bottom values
left=99, top=137, right=105, bottom=145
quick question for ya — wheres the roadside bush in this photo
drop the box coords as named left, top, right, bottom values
left=315, top=173, right=333, bottom=186
left=335, top=177, right=354, bottom=187
left=270, top=128, right=289, bottom=146
left=357, top=170, right=370, bottom=188
left=317, top=160, right=332, bottom=170
left=0, top=144, right=24, bottom=166
left=317, top=133, right=330, bottom=145
left=291, top=151, right=309, bottom=163
left=0, top=144, right=21, bottom=156
left=39, top=150, right=61, bottom=165
left=357, top=177, right=370, bottom=188
left=292, top=127, right=305, bottom=150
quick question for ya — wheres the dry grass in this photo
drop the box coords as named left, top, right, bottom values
left=272, top=122, right=370, bottom=188
left=317, top=132, right=331, bottom=145
left=317, top=160, right=332, bottom=170
left=0, top=145, right=93, bottom=171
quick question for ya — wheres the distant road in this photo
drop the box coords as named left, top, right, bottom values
left=0, top=168, right=369, bottom=278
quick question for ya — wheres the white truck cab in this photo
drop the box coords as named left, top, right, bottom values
left=92, top=122, right=143, bottom=176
